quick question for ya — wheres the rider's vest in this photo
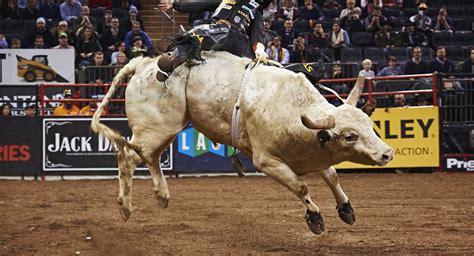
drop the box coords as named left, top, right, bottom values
left=212, top=0, right=260, bottom=35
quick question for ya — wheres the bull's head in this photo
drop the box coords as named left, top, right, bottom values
left=302, top=76, right=393, bottom=166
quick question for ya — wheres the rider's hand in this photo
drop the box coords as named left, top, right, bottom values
left=254, top=42, right=268, bottom=64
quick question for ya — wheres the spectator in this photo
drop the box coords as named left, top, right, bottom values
left=266, top=35, right=290, bottom=65
left=25, top=17, right=55, bottom=48
left=414, top=94, right=428, bottom=106
left=383, top=0, right=403, bottom=9
left=1, top=102, right=12, bottom=116
left=400, top=21, right=428, bottom=47
left=111, top=51, right=128, bottom=66
left=409, top=3, right=431, bottom=33
left=124, top=21, right=152, bottom=50
left=79, top=95, right=107, bottom=115
left=110, top=41, right=127, bottom=64
left=126, top=0, right=142, bottom=10
left=298, top=0, right=324, bottom=21
left=17, top=0, right=28, bottom=9
left=359, top=59, right=375, bottom=78
left=32, top=34, right=46, bottom=49
left=458, top=48, right=474, bottom=73
left=377, top=56, right=404, bottom=76
left=0, top=32, right=8, bottom=49
left=328, top=64, right=348, bottom=106
left=340, top=7, right=365, bottom=35
left=278, top=18, right=296, bottom=49
left=73, top=6, right=97, bottom=32
left=130, top=36, right=147, bottom=59
left=9, top=38, right=21, bottom=49
left=340, top=0, right=361, bottom=19
left=40, top=0, right=61, bottom=22
left=323, top=0, right=340, bottom=11
left=88, top=0, right=112, bottom=9
left=24, top=104, right=35, bottom=117
left=374, top=20, right=400, bottom=48
left=307, top=22, right=328, bottom=48
left=434, top=6, right=453, bottom=33
left=20, top=0, right=40, bottom=20
left=361, top=0, right=383, bottom=18
left=263, top=1, right=277, bottom=21
left=100, top=17, right=126, bottom=57
left=52, top=32, right=74, bottom=49
left=392, top=93, right=407, bottom=107
left=122, top=5, right=145, bottom=32
left=1, top=0, right=21, bottom=19
left=262, top=19, right=277, bottom=48
left=365, top=6, right=386, bottom=34
left=76, top=27, right=102, bottom=65
left=275, top=0, right=298, bottom=21
left=60, top=0, right=82, bottom=22
left=404, top=46, right=430, bottom=74
left=290, top=35, right=315, bottom=63
left=328, top=21, right=350, bottom=61
left=430, top=47, right=454, bottom=74
left=53, top=89, right=80, bottom=116
left=54, top=20, right=76, bottom=46
left=98, top=9, right=113, bottom=34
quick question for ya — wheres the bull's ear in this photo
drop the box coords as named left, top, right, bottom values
left=346, top=75, right=365, bottom=106
left=301, top=115, right=335, bottom=130
left=361, top=101, right=376, bottom=117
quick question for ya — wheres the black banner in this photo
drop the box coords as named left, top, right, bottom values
left=442, top=155, right=474, bottom=172
left=43, top=118, right=172, bottom=172
left=0, top=117, right=42, bottom=175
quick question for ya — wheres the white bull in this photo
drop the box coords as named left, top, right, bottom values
left=91, top=51, right=393, bottom=235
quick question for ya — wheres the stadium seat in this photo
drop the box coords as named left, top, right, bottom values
left=363, top=47, right=386, bottom=62
left=314, top=48, right=335, bottom=62
left=453, top=32, right=474, bottom=46
left=22, top=20, right=36, bottom=32
left=321, top=8, right=338, bottom=19
left=383, top=8, right=401, bottom=18
left=320, top=20, right=333, bottom=32
left=447, top=6, right=465, bottom=17
left=351, top=32, right=374, bottom=47
left=293, top=20, right=313, bottom=35
left=270, top=19, right=284, bottom=34
left=408, top=47, right=434, bottom=61
left=340, top=47, right=363, bottom=62
left=466, top=6, right=474, bottom=18
left=402, top=8, right=418, bottom=18
left=384, top=81, right=412, bottom=91
left=1, top=20, right=23, bottom=34
left=432, top=32, right=453, bottom=47
left=451, top=18, right=472, bottom=32
left=444, top=46, right=466, bottom=62
left=112, top=8, right=128, bottom=19
left=90, top=8, right=105, bottom=18
left=386, top=47, right=409, bottom=61
left=427, top=7, right=439, bottom=17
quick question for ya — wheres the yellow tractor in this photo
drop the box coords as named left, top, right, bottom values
left=17, top=55, right=68, bottom=82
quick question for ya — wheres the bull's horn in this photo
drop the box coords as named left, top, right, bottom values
left=346, top=75, right=365, bottom=106
left=301, top=115, right=335, bottom=130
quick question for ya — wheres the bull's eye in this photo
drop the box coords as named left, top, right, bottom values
left=345, top=133, right=359, bottom=142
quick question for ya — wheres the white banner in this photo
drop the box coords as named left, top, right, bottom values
left=0, top=49, right=75, bottom=84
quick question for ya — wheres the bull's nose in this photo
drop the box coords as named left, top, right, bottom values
left=382, top=148, right=394, bottom=163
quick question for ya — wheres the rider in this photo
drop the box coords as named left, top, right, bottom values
left=158, top=0, right=271, bottom=75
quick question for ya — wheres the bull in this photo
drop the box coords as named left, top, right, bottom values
left=91, top=51, right=393, bottom=235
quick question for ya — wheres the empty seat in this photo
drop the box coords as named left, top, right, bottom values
left=363, top=47, right=386, bottom=62
left=351, top=32, right=374, bottom=47
left=321, top=8, right=338, bottom=19
left=22, top=20, right=36, bottom=32
left=386, top=47, right=409, bottom=61
left=293, top=19, right=313, bottom=34
left=1, top=20, right=23, bottom=34
left=432, top=32, right=453, bottom=47
left=444, top=46, right=466, bottom=61
left=384, top=81, right=412, bottom=91
left=340, top=47, right=363, bottom=62
left=90, top=8, right=105, bottom=18
left=112, top=8, right=128, bottom=18
left=402, top=8, right=418, bottom=18
left=446, top=6, right=465, bottom=17
left=314, top=48, right=335, bottom=62
left=270, top=19, right=284, bottom=34
left=453, top=32, right=474, bottom=46
left=466, top=6, right=474, bottom=18
left=383, top=8, right=401, bottom=18
left=320, top=20, right=333, bottom=32
left=451, top=18, right=471, bottom=31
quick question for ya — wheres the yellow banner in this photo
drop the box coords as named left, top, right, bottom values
left=336, top=106, right=439, bottom=169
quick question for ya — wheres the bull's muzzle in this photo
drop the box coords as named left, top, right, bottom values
left=380, top=148, right=394, bottom=165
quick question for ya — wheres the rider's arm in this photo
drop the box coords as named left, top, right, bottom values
left=159, top=0, right=220, bottom=12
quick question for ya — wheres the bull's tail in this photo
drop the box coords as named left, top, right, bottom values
left=91, top=57, right=143, bottom=158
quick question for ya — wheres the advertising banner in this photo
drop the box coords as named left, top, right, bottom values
left=0, top=49, right=75, bottom=84
left=43, top=118, right=172, bottom=171
left=0, top=118, right=42, bottom=175
left=173, top=124, right=254, bottom=173
left=442, top=155, right=474, bottom=172
left=336, top=106, right=440, bottom=169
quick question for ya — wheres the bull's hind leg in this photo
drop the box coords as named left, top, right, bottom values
left=117, top=146, right=141, bottom=222
left=253, top=156, right=325, bottom=235
left=320, top=167, right=355, bottom=225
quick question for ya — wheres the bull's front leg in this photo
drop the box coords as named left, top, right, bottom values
left=253, top=156, right=325, bottom=235
left=319, top=167, right=355, bottom=225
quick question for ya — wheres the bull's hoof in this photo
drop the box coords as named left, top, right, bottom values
left=337, top=201, right=355, bottom=225
left=156, top=195, right=169, bottom=209
left=305, top=209, right=325, bottom=235
left=117, top=197, right=131, bottom=222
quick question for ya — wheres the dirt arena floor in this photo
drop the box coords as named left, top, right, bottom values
left=0, top=173, right=473, bottom=255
